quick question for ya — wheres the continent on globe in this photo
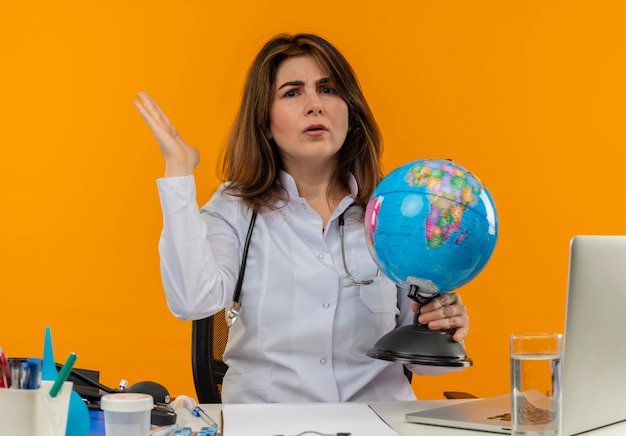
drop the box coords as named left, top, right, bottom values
left=405, top=161, right=482, bottom=249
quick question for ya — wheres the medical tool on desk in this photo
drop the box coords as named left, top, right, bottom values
left=192, top=405, right=218, bottom=427
left=170, top=394, right=219, bottom=433
left=171, top=426, right=217, bottom=436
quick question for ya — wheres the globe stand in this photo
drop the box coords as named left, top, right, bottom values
left=367, top=284, right=473, bottom=367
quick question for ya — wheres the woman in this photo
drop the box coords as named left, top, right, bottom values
left=134, top=33, right=469, bottom=403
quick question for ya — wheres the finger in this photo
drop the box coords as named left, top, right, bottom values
left=423, top=315, right=469, bottom=343
left=135, top=91, right=157, bottom=116
left=152, top=96, right=174, bottom=129
left=134, top=93, right=159, bottom=125
left=418, top=300, right=467, bottom=325
left=133, top=100, right=153, bottom=123
left=419, top=292, right=460, bottom=314
left=423, top=312, right=465, bottom=330
left=436, top=292, right=460, bottom=307
left=137, top=92, right=167, bottom=122
left=136, top=91, right=157, bottom=109
left=134, top=94, right=180, bottom=140
left=133, top=100, right=164, bottom=135
left=139, top=94, right=180, bottom=139
left=452, top=327, right=468, bottom=342
left=135, top=92, right=168, bottom=126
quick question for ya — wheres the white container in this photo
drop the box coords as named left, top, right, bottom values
left=101, top=393, right=153, bottom=436
left=0, top=380, right=73, bottom=436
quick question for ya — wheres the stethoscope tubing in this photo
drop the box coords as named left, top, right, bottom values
left=227, top=203, right=379, bottom=326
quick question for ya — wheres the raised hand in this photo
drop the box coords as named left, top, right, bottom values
left=133, top=91, right=200, bottom=177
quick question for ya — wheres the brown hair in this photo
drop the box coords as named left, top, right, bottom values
left=220, top=33, right=383, bottom=212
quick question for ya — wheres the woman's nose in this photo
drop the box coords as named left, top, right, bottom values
left=306, top=94, right=323, bottom=115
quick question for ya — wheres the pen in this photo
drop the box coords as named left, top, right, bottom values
left=49, top=352, right=77, bottom=398
left=22, top=357, right=42, bottom=390
left=9, top=361, right=21, bottom=389
left=0, top=348, right=9, bottom=388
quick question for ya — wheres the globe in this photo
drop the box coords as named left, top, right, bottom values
left=364, top=158, right=498, bottom=296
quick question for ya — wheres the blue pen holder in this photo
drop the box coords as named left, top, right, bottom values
left=0, top=380, right=73, bottom=435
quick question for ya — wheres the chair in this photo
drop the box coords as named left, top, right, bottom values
left=192, top=309, right=229, bottom=403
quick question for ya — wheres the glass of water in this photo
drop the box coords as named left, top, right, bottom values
left=510, top=332, right=563, bottom=436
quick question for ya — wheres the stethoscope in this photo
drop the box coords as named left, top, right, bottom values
left=338, top=203, right=381, bottom=286
left=226, top=203, right=380, bottom=326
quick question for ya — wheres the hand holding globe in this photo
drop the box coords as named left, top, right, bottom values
left=364, top=158, right=498, bottom=366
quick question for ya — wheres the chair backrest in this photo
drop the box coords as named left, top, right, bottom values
left=191, top=309, right=229, bottom=403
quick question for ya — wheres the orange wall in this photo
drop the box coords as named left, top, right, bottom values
left=1, top=1, right=625, bottom=401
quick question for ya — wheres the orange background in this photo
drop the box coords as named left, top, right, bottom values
left=1, top=1, right=625, bottom=401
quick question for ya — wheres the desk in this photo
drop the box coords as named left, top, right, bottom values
left=196, top=400, right=626, bottom=436
left=87, top=400, right=626, bottom=435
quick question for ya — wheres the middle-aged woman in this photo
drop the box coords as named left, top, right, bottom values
left=134, top=33, right=469, bottom=403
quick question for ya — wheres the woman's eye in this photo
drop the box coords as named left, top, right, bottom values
left=285, top=89, right=299, bottom=97
left=320, top=87, right=335, bottom=94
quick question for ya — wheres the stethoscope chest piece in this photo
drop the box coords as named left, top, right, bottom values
left=226, top=302, right=241, bottom=327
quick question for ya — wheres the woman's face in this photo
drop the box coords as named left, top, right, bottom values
left=269, top=55, right=349, bottom=171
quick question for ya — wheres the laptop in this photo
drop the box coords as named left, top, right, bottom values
left=406, top=235, right=626, bottom=435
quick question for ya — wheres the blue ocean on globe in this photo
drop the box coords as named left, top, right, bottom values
left=364, top=158, right=498, bottom=295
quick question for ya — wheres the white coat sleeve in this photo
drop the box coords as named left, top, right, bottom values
left=157, top=176, right=241, bottom=320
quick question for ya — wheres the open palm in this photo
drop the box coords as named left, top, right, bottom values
left=134, top=91, right=200, bottom=177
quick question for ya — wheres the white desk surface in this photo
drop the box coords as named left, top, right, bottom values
left=199, top=399, right=626, bottom=436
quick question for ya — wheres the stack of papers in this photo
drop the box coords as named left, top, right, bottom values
left=221, top=403, right=399, bottom=436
